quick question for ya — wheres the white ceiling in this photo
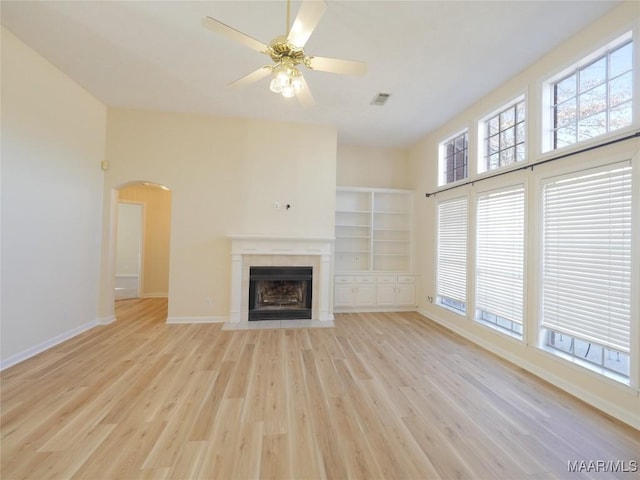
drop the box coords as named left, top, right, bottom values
left=1, top=1, right=619, bottom=148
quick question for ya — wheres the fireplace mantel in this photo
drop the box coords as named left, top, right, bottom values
left=229, top=235, right=334, bottom=255
left=228, top=235, right=334, bottom=323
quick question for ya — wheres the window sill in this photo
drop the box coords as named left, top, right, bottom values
left=538, top=344, right=630, bottom=387
left=474, top=160, right=529, bottom=182
left=475, top=318, right=523, bottom=341
left=435, top=178, right=469, bottom=193
left=538, top=125, right=638, bottom=163
left=436, top=302, right=466, bottom=317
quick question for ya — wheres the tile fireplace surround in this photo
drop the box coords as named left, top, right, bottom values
left=228, top=236, right=334, bottom=323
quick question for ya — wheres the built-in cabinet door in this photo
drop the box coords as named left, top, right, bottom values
left=397, top=284, right=416, bottom=306
left=396, top=276, right=416, bottom=305
left=334, top=274, right=417, bottom=310
left=375, top=284, right=396, bottom=306
left=355, top=285, right=375, bottom=306
left=334, top=284, right=355, bottom=307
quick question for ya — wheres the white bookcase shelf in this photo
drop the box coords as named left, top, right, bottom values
left=334, top=187, right=414, bottom=274
left=334, top=187, right=416, bottom=312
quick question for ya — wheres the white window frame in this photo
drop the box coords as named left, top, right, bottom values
left=477, top=95, right=527, bottom=175
left=438, top=129, right=469, bottom=187
left=541, top=31, right=633, bottom=154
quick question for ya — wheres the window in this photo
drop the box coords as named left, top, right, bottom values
left=549, top=35, right=633, bottom=150
left=476, top=185, right=525, bottom=337
left=547, top=331, right=629, bottom=377
left=480, top=98, right=526, bottom=173
left=437, top=197, right=467, bottom=313
left=440, top=131, right=468, bottom=185
left=541, top=162, right=632, bottom=379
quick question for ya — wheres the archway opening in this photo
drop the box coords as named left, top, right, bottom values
left=114, top=182, right=172, bottom=318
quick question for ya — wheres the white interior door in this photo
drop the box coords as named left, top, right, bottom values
left=115, top=202, right=143, bottom=300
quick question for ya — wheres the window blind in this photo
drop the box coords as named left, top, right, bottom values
left=476, top=185, right=525, bottom=326
left=437, top=197, right=468, bottom=310
left=541, top=162, right=632, bottom=352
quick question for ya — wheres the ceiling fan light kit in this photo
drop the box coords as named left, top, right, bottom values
left=202, top=0, right=367, bottom=106
left=268, top=51, right=303, bottom=98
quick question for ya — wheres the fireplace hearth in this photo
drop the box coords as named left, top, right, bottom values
left=248, top=266, right=312, bottom=321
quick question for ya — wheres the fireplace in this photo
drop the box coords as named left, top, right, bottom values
left=228, top=235, right=333, bottom=323
left=248, top=266, right=312, bottom=321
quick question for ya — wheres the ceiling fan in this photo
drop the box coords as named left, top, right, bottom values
left=201, top=0, right=367, bottom=106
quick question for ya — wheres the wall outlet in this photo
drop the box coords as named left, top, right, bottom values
left=428, top=296, right=433, bottom=303
left=273, top=201, right=281, bottom=209
left=205, top=297, right=213, bottom=306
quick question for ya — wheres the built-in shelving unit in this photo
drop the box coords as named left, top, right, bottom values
left=335, top=187, right=413, bottom=273
left=334, top=187, right=416, bottom=312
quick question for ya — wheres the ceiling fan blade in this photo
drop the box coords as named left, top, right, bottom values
left=287, top=0, right=327, bottom=48
left=228, top=66, right=272, bottom=89
left=202, top=16, right=268, bottom=53
left=296, top=75, right=315, bottom=107
left=305, top=56, right=367, bottom=76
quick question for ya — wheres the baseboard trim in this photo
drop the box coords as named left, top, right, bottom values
left=166, top=316, right=227, bottom=324
left=141, top=293, right=168, bottom=299
left=97, top=315, right=116, bottom=325
left=0, top=320, right=98, bottom=371
left=416, top=307, right=640, bottom=430
left=333, top=306, right=417, bottom=314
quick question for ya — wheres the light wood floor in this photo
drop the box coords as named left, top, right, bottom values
left=1, top=299, right=638, bottom=479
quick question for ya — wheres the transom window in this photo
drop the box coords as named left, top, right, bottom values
left=480, top=98, right=526, bottom=173
left=439, top=131, right=468, bottom=186
left=549, top=35, right=633, bottom=150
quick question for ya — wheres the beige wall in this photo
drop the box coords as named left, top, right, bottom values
left=337, top=145, right=409, bottom=189
left=119, top=184, right=172, bottom=297
left=1, top=28, right=107, bottom=366
left=100, top=109, right=337, bottom=321
left=408, top=2, right=640, bottom=428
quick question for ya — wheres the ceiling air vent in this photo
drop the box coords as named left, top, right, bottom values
left=371, top=92, right=391, bottom=106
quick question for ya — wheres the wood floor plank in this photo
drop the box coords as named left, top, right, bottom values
left=1, top=298, right=638, bottom=479
left=402, top=412, right=478, bottom=480
left=198, top=398, right=244, bottom=479
left=70, top=419, right=167, bottom=479
left=38, top=423, right=115, bottom=479
left=188, top=360, right=235, bottom=441
left=283, top=331, right=324, bottom=479
left=260, top=433, right=289, bottom=480
left=300, top=348, right=349, bottom=480
left=166, top=440, right=207, bottom=480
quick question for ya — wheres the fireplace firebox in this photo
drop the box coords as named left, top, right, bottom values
left=248, top=266, right=312, bottom=321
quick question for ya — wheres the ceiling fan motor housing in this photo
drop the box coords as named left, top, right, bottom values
left=268, top=36, right=305, bottom=65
